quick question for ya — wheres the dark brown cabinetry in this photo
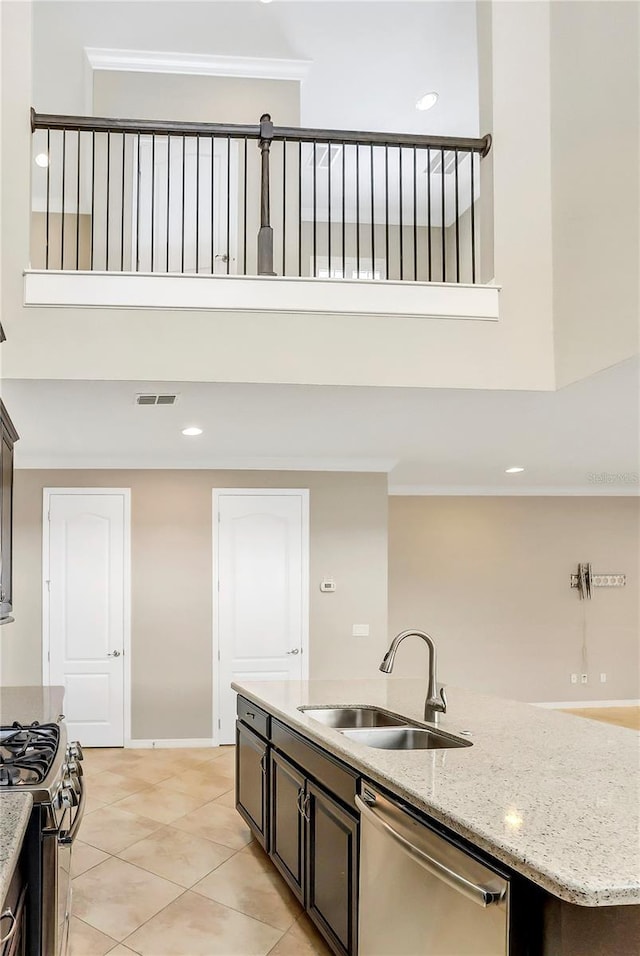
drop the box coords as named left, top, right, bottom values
left=0, top=399, right=19, bottom=623
left=236, top=697, right=359, bottom=956
left=0, top=859, right=28, bottom=956
left=235, top=720, right=269, bottom=849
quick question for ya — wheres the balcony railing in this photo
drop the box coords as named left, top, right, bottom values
left=30, top=109, right=491, bottom=285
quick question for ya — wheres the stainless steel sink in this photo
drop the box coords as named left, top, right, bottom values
left=299, top=707, right=407, bottom=729
left=340, top=727, right=472, bottom=750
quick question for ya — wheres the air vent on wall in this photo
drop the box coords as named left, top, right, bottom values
left=135, top=394, right=179, bottom=406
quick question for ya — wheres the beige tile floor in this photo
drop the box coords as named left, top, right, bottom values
left=562, top=706, right=640, bottom=731
left=70, top=746, right=331, bottom=956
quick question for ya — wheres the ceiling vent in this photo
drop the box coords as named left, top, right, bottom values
left=135, top=394, right=179, bottom=406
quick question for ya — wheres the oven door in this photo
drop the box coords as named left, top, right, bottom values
left=56, top=775, right=86, bottom=956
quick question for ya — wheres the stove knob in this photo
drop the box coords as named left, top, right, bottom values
left=68, top=742, right=83, bottom=761
left=58, top=786, right=77, bottom=810
left=66, top=760, right=83, bottom=777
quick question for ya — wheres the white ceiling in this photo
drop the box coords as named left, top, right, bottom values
left=4, top=358, right=639, bottom=493
left=32, top=1, right=480, bottom=137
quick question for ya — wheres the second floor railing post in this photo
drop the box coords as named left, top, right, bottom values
left=257, top=113, right=275, bottom=276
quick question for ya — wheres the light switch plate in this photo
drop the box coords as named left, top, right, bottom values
left=352, top=624, right=370, bottom=637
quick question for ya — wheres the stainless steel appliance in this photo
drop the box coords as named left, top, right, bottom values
left=0, top=719, right=85, bottom=956
left=356, top=783, right=510, bottom=956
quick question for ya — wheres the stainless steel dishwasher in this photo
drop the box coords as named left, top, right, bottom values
left=356, top=783, right=510, bottom=956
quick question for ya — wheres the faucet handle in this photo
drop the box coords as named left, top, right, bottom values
left=439, top=686, right=447, bottom=713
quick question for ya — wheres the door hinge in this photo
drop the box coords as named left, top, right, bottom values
left=45, top=580, right=51, bottom=592
left=217, top=649, right=221, bottom=661
left=218, top=718, right=221, bottom=729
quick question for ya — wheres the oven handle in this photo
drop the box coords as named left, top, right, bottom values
left=59, top=775, right=86, bottom=846
left=355, top=793, right=506, bottom=908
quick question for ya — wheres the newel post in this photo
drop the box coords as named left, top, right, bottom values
left=257, top=113, right=276, bottom=276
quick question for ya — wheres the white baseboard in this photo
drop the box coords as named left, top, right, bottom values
left=125, top=737, right=217, bottom=749
left=534, top=699, right=640, bottom=709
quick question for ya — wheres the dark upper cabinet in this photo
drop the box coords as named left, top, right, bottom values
left=0, top=400, right=19, bottom=623
left=235, top=720, right=269, bottom=849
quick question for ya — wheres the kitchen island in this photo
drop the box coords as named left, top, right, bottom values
left=232, top=678, right=640, bottom=955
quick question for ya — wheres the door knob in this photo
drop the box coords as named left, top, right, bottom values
left=107, top=650, right=121, bottom=658
left=287, top=648, right=300, bottom=655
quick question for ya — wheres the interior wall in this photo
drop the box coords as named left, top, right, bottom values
left=388, top=496, right=640, bottom=703
left=550, top=0, right=640, bottom=387
left=2, top=469, right=388, bottom=740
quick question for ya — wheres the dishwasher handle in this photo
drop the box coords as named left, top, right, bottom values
left=355, top=793, right=506, bottom=909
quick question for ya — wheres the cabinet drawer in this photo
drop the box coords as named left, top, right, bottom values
left=237, top=696, right=270, bottom=739
left=272, top=719, right=358, bottom=812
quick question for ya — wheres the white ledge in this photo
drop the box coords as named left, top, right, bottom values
left=23, top=270, right=501, bottom=321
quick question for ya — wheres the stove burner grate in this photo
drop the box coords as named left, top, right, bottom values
left=0, top=721, right=59, bottom=787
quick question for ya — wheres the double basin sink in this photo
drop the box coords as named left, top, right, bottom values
left=298, top=706, right=472, bottom=751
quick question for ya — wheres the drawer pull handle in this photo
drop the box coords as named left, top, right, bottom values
left=246, top=711, right=255, bottom=719
left=0, top=907, right=17, bottom=945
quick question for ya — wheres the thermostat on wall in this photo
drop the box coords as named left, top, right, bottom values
left=320, top=579, right=336, bottom=593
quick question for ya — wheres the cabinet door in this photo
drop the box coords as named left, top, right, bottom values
left=306, top=781, right=359, bottom=956
left=235, top=721, right=269, bottom=848
left=269, top=750, right=305, bottom=903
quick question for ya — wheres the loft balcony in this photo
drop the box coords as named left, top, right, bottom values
left=25, top=110, right=498, bottom=322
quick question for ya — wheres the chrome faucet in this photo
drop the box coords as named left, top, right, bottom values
left=379, top=629, right=447, bottom=723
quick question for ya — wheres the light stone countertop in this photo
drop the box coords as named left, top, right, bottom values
left=232, top=678, right=640, bottom=908
left=0, top=793, right=32, bottom=904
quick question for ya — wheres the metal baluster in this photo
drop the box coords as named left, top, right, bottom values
left=45, top=128, right=51, bottom=269
left=226, top=136, right=231, bottom=275
left=399, top=147, right=404, bottom=281
left=120, top=133, right=126, bottom=272
left=150, top=133, right=155, bottom=272
left=135, top=132, right=140, bottom=271
left=166, top=136, right=171, bottom=273
left=61, top=129, right=66, bottom=269
left=441, top=147, right=446, bottom=282
left=470, top=151, right=476, bottom=283
left=327, top=141, right=332, bottom=276
left=181, top=135, right=186, bottom=274
left=427, top=147, right=432, bottom=281
left=356, top=145, right=360, bottom=278
left=243, top=137, right=248, bottom=275
left=341, top=142, right=346, bottom=278
left=90, top=130, right=95, bottom=271
left=210, top=135, right=214, bottom=274
left=282, top=138, right=287, bottom=276
left=76, top=130, right=81, bottom=270
left=413, top=145, right=417, bottom=281
left=384, top=144, right=389, bottom=280
left=195, top=134, right=200, bottom=273
left=312, top=140, right=317, bottom=277
left=298, top=140, right=302, bottom=277
left=454, top=148, right=460, bottom=283
left=370, top=145, right=375, bottom=278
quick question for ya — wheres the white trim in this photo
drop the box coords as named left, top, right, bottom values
left=389, top=484, right=640, bottom=497
left=42, top=488, right=132, bottom=748
left=23, top=270, right=501, bottom=322
left=125, top=737, right=217, bottom=750
left=534, top=699, right=640, bottom=709
left=212, top=488, right=310, bottom=746
left=18, top=456, right=396, bottom=473
left=85, top=47, right=311, bottom=82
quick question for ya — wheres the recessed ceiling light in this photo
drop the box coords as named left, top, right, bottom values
left=34, top=153, right=49, bottom=168
left=182, top=426, right=203, bottom=437
left=259, top=0, right=273, bottom=4
left=416, top=92, right=438, bottom=112
left=505, top=466, right=525, bottom=474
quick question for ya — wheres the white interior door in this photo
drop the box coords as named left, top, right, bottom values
left=44, top=490, right=130, bottom=747
left=214, top=490, right=309, bottom=744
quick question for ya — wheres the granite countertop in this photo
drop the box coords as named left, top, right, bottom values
left=0, top=793, right=32, bottom=904
left=0, top=685, right=65, bottom=726
left=232, top=678, right=640, bottom=908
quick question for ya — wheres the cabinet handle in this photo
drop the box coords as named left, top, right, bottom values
left=296, top=787, right=305, bottom=818
left=0, top=907, right=17, bottom=945
left=303, top=792, right=311, bottom=822
left=297, top=790, right=310, bottom=823
left=260, top=754, right=267, bottom=775
left=245, top=711, right=255, bottom=719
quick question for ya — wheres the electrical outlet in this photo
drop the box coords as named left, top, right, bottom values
left=580, top=674, right=588, bottom=685
left=352, top=624, right=370, bottom=638
left=600, top=673, right=607, bottom=683
left=570, top=673, right=578, bottom=684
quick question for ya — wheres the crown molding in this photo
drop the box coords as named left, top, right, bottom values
left=15, top=456, right=396, bottom=474
left=388, top=484, right=640, bottom=497
left=84, top=47, right=312, bottom=83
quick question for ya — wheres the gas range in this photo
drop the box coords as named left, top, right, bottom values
left=0, top=717, right=85, bottom=956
